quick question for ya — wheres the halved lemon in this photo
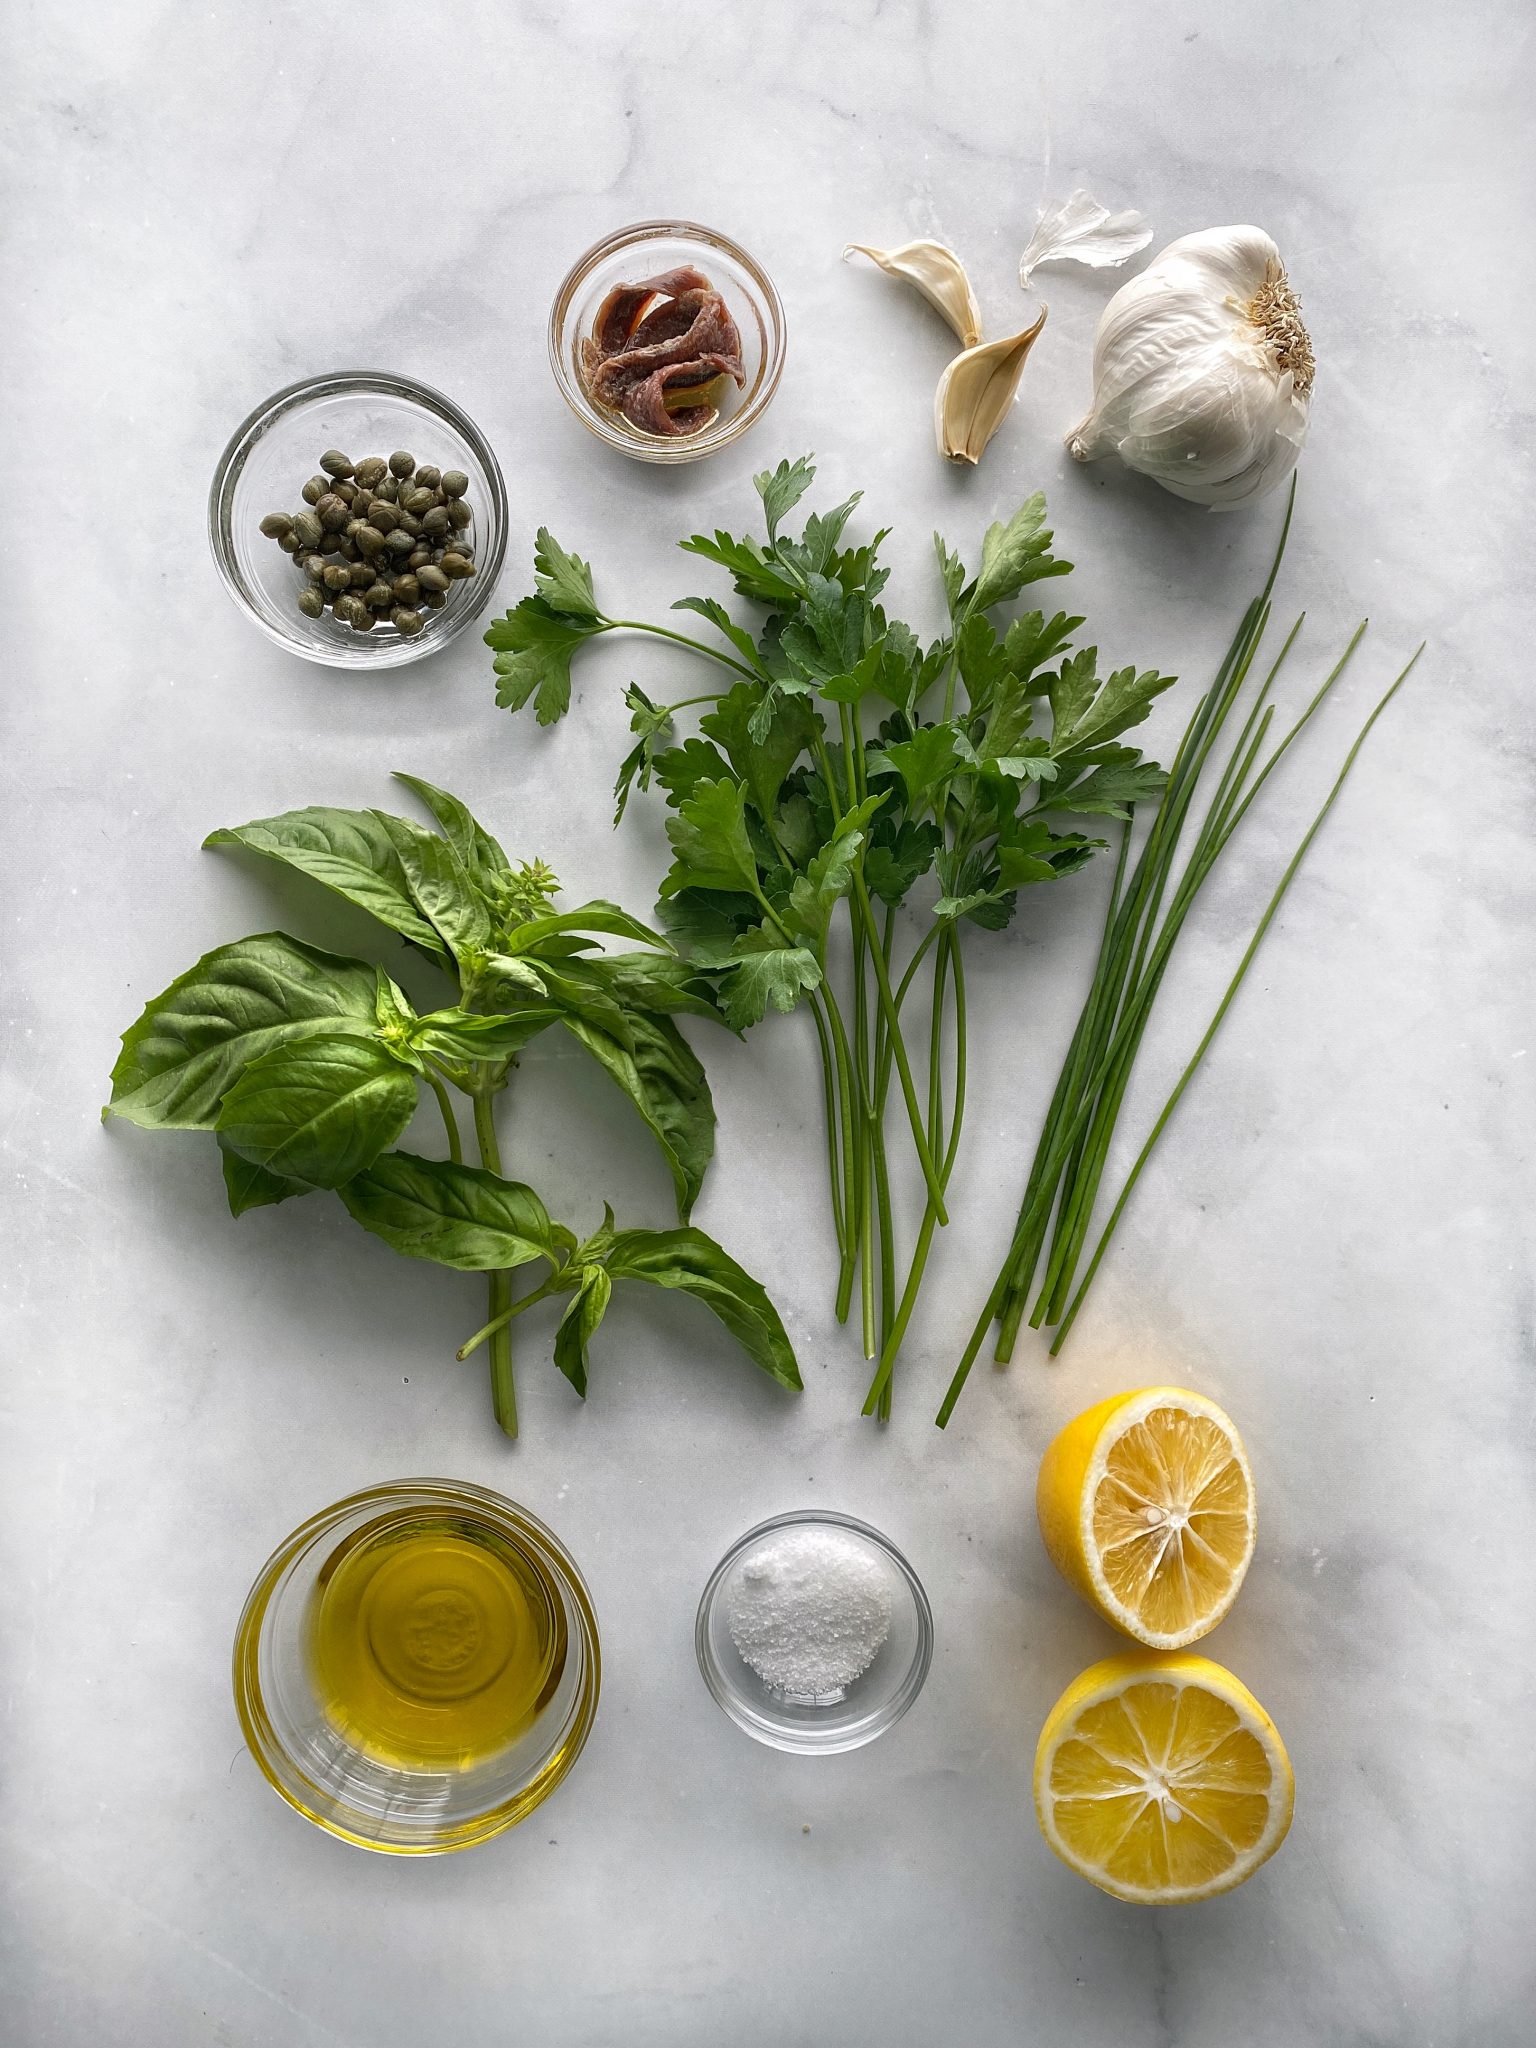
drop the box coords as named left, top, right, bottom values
left=1036, top=1386, right=1255, bottom=1648
left=1034, top=1651, right=1294, bottom=1904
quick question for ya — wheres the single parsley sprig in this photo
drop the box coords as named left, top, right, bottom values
left=487, top=460, right=1172, bottom=1412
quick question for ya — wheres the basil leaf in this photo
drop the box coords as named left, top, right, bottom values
left=552, top=1265, right=612, bottom=1398
left=603, top=1227, right=802, bottom=1390
left=503, top=902, right=664, bottom=953
left=373, top=811, right=491, bottom=964
left=558, top=1009, right=714, bottom=1219
left=216, top=1033, right=419, bottom=1189
left=390, top=774, right=512, bottom=895
left=409, top=1006, right=561, bottom=1063
left=340, top=1152, right=574, bottom=1270
left=218, top=1135, right=311, bottom=1216
left=108, top=933, right=383, bottom=1131
left=595, top=952, right=724, bottom=1025
left=204, top=808, right=452, bottom=968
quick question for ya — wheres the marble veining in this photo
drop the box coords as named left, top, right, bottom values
left=3, top=2, right=1534, bottom=2043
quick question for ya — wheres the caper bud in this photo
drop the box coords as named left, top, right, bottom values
left=320, top=449, right=355, bottom=479
left=414, top=465, right=442, bottom=491
left=391, top=607, right=425, bottom=637
left=293, top=510, right=324, bottom=549
left=422, top=588, right=446, bottom=609
left=303, top=554, right=327, bottom=581
left=349, top=561, right=374, bottom=588
left=355, top=524, right=386, bottom=557
left=351, top=604, right=376, bottom=632
left=370, top=503, right=399, bottom=534
left=337, top=536, right=360, bottom=561
left=390, top=515, right=416, bottom=542
left=301, top=475, right=328, bottom=505
left=296, top=585, right=326, bottom=619
left=440, top=552, right=475, bottom=579
left=259, top=511, right=293, bottom=540
left=388, top=450, right=415, bottom=479
left=399, top=487, right=431, bottom=515
left=446, top=537, right=473, bottom=561
left=355, top=456, right=388, bottom=488
left=417, top=565, right=450, bottom=594
left=407, top=546, right=431, bottom=569
left=421, top=505, right=451, bottom=537
left=361, top=577, right=390, bottom=606
left=321, top=562, right=350, bottom=591
left=449, top=499, right=474, bottom=530
left=440, top=469, right=469, bottom=499
left=386, top=529, right=414, bottom=557
left=373, top=474, right=399, bottom=503
left=391, top=573, right=420, bottom=605
left=316, top=493, right=348, bottom=531
left=277, top=530, right=301, bottom=555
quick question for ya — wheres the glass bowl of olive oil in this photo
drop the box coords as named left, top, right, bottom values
left=233, top=1480, right=600, bottom=1854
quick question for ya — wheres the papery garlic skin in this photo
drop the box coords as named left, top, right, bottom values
left=1067, top=226, right=1314, bottom=509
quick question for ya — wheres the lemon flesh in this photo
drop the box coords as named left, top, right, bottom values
left=1036, top=1387, right=1255, bottom=1649
left=1035, top=1651, right=1294, bottom=1904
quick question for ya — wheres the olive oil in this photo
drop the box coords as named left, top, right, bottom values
left=305, top=1509, right=567, bottom=1770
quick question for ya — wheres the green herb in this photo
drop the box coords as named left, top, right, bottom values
left=936, top=487, right=1420, bottom=1424
left=487, top=460, right=1171, bottom=1413
left=106, top=776, right=800, bottom=1437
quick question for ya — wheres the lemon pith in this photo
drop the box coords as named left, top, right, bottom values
left=1036, top=1387, right=1256, bottom=1649
left=1034, top=1651, right=1294, bottom=1904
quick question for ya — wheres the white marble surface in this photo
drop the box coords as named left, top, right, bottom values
left=4, top=3, right=1534, bottom=2043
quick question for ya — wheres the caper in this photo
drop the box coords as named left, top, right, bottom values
left=369, top=503, right=399, bottom=534
left=413, top=464, right=441, bottom=491
left=386, top=529, right=414, bottom=557
left=293, top=510, right=324, bottom=549
left=320, top=449, right=355, bottom=479
left=391, top=607, right=425, bottom=637
left=398, top=487, right=431, bottom=515
left=446, top=537, right=473, bottom=560
left=421, top=505, right=451, bottom=537
left=391, top=573, right=420, bottom=605
left=349, top=561, right=374, bottom=588
left=449, top=499, right=473, bottom=530
left=388, top=450, right=415, bottom=479
left=337, top=536, right=360, bottom=561
left=440, top=552, right=475, bottom=579
left=440, top=469, right=469, bottom=499
left=407, top=546, right=431, bottom=570
left=301, top=475, right=328, bottom=505
left=259, top=511, right=293, bottom=540
left=315, top=493, right=348, bottom=532
left=355, top=524, right=386, bottom=557
left=303, top=554, right=328, bottom=581
left=322, top=563, right=351, bottom=591
left=364, top=579, right=393, bottom=609
left=422, top=588, right=446, bottom=609
left=355, top=456, right=388, bottom=488
left=417, top=565, right=451, bottom=594
left=277, top=530, right=301, bottom=555
left=396, top=512, right=422, bottom=539
left=373, top=474, right=399, bottom=503
left=296, top=585, right=326, bottom=619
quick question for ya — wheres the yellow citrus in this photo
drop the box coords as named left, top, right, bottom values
left=1034, top=1650, right=1294, bottom=1904
left=1036, top=1386, right=1255, bottom=1649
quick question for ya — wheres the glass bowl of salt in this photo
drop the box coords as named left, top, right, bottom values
left=694, top=1510, right=932, bottom=1753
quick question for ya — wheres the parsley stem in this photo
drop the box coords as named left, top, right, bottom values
left=471, top=1083, right=517, bottom=1438
left=1049, top=644, right=1422, bottom=1354
left=604, top=618, right=761, bottom=683
left=853, top=870, right=950, bottom=1224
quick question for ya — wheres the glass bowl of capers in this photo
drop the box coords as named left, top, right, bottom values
left=209, top=371, right=507, bottom=669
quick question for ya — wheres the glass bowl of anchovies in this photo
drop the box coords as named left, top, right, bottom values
left=549, top=221, right=786, bottom=463
left=209, top=370, right=508, bottom=669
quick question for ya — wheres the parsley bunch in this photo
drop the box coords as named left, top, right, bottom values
left=488, top=460, right=1172, bottom=1411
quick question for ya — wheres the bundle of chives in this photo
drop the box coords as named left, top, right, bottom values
left=937, top=487, right=1420, bottom=1428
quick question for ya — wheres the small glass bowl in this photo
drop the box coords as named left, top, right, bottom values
left=548, top=220, right=786, bottom=464
left=208, top=371, right=508, bottom=669
left=695, top=1510, right=932, bottom=1754
left=233, top=1479, right=600, bottom=1855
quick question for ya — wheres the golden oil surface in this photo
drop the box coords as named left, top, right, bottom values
left=305, top=1509, right=567, bottom=1770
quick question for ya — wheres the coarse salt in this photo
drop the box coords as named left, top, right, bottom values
left=724, top=1525, right=893, bottom=1701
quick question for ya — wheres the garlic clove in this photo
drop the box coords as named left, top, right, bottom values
left=844, top=239, right=984, bottom=348
left=934, top=307, right=1048, bottom=465
left=1018, top=190, right=1151, bottom=286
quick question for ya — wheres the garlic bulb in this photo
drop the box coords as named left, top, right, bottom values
left=935, top=308, right=1048, bottom=465
left=1067, top=226, right=1314, bottom=509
